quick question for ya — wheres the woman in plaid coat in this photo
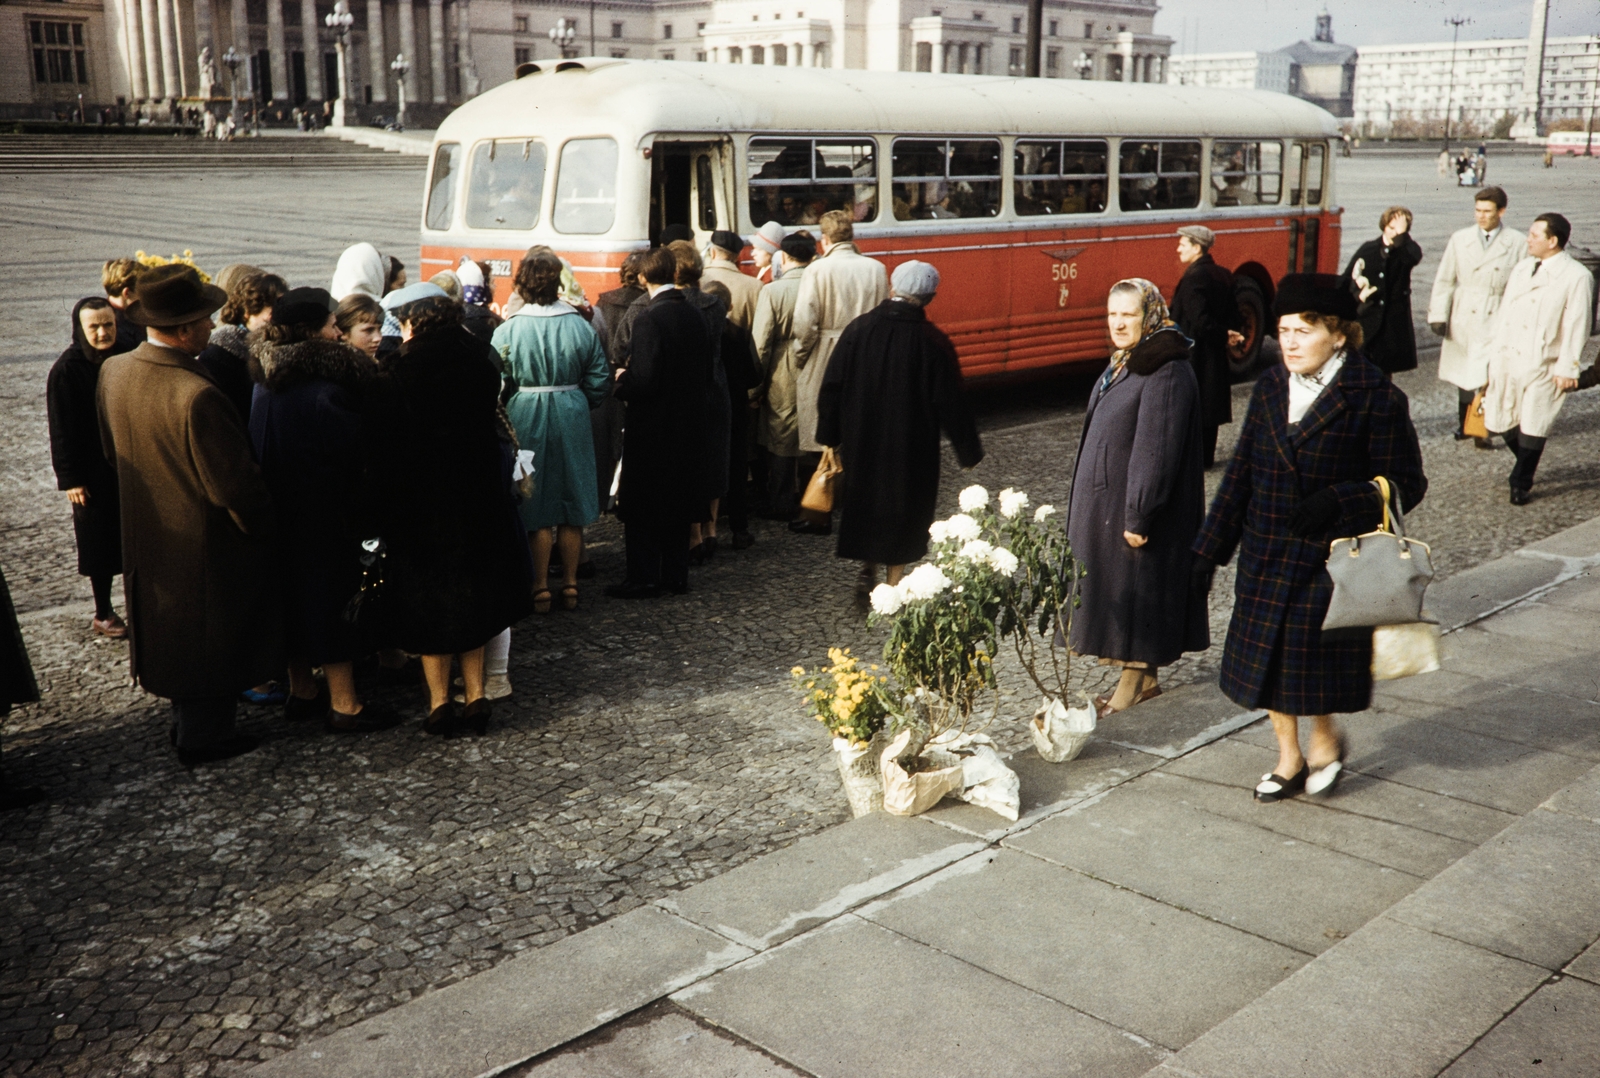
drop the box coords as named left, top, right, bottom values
left=1194, top=274, right=1426, bottom=803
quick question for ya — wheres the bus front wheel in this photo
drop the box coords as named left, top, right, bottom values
left=1229, top=276, right=1268, bottom=381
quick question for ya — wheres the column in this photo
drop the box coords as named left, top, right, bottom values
left=121, top=0, right=149, bottom=99
left=428, top=0, right=446, bottom=102
left=397, top=0, right=418, bottom=102
left=300, top=0, right=324, bottom=99
left=457, top=0, right=479, bottom=95
left=366, top=0, right=387, bottom=100
left=267, top=0, right=289, bottom=98
left=155, top=0, right=181, bottom=98
left=1511, top=0, right=1548, bottom=139
left=140, top=0, right=165, bottom=99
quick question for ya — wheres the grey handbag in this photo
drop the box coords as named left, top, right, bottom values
left=1322, top=476, right=1435, bottom=630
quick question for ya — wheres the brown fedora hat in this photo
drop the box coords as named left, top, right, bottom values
left=124, top=263, right=227, bottom=327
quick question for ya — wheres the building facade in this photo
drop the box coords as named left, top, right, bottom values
left=1167, top=12, right=1353, bottom=117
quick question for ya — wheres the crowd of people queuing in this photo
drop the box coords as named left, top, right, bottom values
left=3, top=179, right=1595, bottom=806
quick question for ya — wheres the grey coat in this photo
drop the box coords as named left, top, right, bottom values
left=1066, top=329, right=1210, bottom=666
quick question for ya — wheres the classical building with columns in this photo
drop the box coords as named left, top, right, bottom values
left=2, top=0, right=1166, bottom=121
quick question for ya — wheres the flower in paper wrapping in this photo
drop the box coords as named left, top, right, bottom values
left=929, top=519, right=949, bottom=543
left=943, top=514, right=981, bottom=542
left=1034, top=504, right=1057, bottom=522
left=958, top=539, right=995, bottom=564
left=958, top=485, right=990, bottom=512
left=988, top=546, right=1019, bottom=576
left=900, top=563, right=951, bottom=601
left=998, top=487, right=1029, bottom=518
left=870, top=582, right=905, bottom=616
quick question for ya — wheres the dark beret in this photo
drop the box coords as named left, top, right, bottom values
left=271, top=286, right=337, bottom=328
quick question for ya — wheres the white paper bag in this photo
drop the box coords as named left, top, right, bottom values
left=1372, top=621, right=1441, bottom=681
left=1030, top=696, right=1096, bottom=763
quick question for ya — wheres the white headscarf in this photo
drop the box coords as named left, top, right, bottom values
left=331, top=243, right=386, bottom=301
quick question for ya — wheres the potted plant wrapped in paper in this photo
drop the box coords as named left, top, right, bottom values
left=791, top=649, right=896, bottom=817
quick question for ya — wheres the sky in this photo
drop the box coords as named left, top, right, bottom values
left=1157, top=0, right=1600, bottom=55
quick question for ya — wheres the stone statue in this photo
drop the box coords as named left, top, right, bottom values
left=198, top=45, right=216, bottom=99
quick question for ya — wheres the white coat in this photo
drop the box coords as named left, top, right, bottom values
left=1426, top=224, right=1523, bottom=390
left=1482, top=251, right=1596, bottom=438
left=792, top=241, right=888, bottom=453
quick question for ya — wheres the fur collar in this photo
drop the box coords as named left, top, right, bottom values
left=1126, top=327, right=1192, bottom=376
left=249, top=335, right=375, bottom=392
left=209, top=323, right=251, bottom=360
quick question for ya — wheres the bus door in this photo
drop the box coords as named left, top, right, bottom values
left=1285, top=140, right=1327, bottom=274
left=647, top=137, right=733, bottom=246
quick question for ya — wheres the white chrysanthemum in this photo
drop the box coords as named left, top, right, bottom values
left=943, top=514, right=981, bottom=542
left=901, top=563, right=951, bottom=601
left=869, top=582, right=905, bottom=616
left=998, top=488, right=1030, bottom=519
left=959, top=539, right=995, bottom=563
left=929, top=519, right=949, bottom=543
left=958, top=485, right=990, bottom=512
left=988, top=546, right=1019, bottom=575
left=1034, top=504, right=1057, bottom=523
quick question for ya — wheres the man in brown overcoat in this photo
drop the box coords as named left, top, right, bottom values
left=97, top=264, right=284, bottom=766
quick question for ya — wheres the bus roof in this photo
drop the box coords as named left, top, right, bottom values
left=435, top=59, right=1343, bottom=145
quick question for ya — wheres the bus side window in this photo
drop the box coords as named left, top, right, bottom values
left=465, top=138, right=547, bottom=230
left=746, top=137, right=877, bottom=227
left=426, top=142, right=461, bottom=230
left=1014, top=139, right=1107, bottom=216
left=1209, top=140, right=1281, bottom=207
left=1286, top=142, right=1305, bottom=206
left=1304, top=142, right=1326, bottom=206
left=1118, top=140, right=1200, bottom=211
left=554, top=137, right=619, bottom=234
left=891, top=137, right=1001, bottom=221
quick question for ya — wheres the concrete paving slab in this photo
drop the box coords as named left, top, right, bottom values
left=1440, top=976, right=1600, bottom=1078
left=673, top=915, right=1164, bottom=1078
left=1371, top=683, right=1600, bottom=763
left=251, top=906, right=753, bottom=1078
left=656, top=812, right=985, bottom=952
left=1168, top=737, right=1520, bottom=844
left=513, top=1006, right=807, bottom=1077
left=1092, top=681, right=1262, bottom=759
left=1473, top=600, right=1600, bottom=649
left=1425, top=553, right=1565, bottom=631
left=1143, top=771, right=1473, bottom=877
left=1371, top=666, right=1493, bottom=707
left=1542, top=765, right=1600, bottom=823
left=1441, top=628, right=1600, bottom=700
left=920, top=737, right=1161, bottom=840
left=1537, top=571, right=1600, bottom=613
left=1005, top=782, right=1419, bottom=955
left=1168, top=917, right=1547, bottom=1078
left=1563, top=938, right=1600, bottom=984
left=1386, top=806, right=1600, bottom=970
left=1522, top=514, right=1600, bottom=558
left=858, top=848, right=1306, bottom=1050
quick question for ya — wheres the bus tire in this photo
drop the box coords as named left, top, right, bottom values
left=1229, top=276, right=1268, bottom=382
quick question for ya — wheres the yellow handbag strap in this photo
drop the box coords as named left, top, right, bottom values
left=1374, top=476, right=1394, bottom=534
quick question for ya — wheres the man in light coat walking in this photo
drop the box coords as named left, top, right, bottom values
left=752, top=232, right=815, bottom=519
left=790, top=210, right=888, bottom=533
left=1427, top=185, right=1523, bottom=446
left=1482, top=212, right=1596, bottom=504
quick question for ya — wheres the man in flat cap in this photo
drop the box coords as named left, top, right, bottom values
left=702, top=230, right=762, bottom=330
left=1170, top=225, right=1240, bottom=467
left=97, top=263, right=284, bottom=766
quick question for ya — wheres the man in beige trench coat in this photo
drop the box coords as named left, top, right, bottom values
left=1482, top=212, right=1597, bottom=505
left=98, top=264, right=285, bottom=765
left=752, top=231, right=816, bottom=519
left=790, top=210, right=888, bottom=533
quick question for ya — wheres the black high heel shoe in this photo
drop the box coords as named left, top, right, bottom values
left=460, top=698, right=491, bottom=737
left=425, top=703, right=457, bottom=737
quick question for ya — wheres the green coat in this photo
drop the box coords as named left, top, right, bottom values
left=493, top=306, right=611, bottom=530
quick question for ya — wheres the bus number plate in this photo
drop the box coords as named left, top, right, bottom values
left=487, top=259, right=512, bottom=278
left=1051, top=262, right=1077, bottom=307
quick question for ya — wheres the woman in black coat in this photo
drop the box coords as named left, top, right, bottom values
left=1169, top=227, right=1238, bottom=466
left=666, top=241, right=730, bottom=561
left=46, top=297, right=126, bottom=637
left=369, top=290, right=535, bottom=734
left=815, top=261, right=983, bottom=590
left=1195, top=274, right=1426, bottom=804
left=1341, top=207, right=1422, bottom=375
left=1066, top=278, right=1209, bottom=718
left=249, top=287, right=399, bottom=734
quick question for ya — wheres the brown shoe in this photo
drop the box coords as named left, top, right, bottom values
left=1096, top=684, right=1163, bottom=720
left=91, top=614, right=128, bottom=639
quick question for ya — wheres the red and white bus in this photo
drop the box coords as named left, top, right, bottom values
left=418, top=59, right=1342, bottom=378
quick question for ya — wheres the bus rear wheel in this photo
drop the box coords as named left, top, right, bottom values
left=1229, top=276, right=1268, bottom=381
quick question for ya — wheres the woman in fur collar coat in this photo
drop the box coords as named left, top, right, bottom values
left=1066, top=279, right=1211, bottom=717
left=249, top=288, right=399, bottom=734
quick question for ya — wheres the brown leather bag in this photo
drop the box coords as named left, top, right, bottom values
left=1462, top=390, right=1489, bottom=440
left=800, top=447, right=843, bottom=514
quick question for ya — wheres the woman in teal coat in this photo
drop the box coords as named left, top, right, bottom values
left=493, top=252, right=610, bottom=611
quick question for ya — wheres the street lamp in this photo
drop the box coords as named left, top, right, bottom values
left=221, top=45, right=242, bottom=126
left=1441, top=15, right=1470, bottom=154
left=1074, top=51, right=1093, bottom=79
left=549, top=17, right=578, bottom=58
left=390, top=53, right=410, bottom=130
left=325, top=0, right=354, bottom=127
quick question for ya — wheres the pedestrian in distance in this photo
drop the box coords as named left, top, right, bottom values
left=366, top=286, right=535, bottom=736
left=701, top=230, right=762, bottom=330
left=1067, top=278, right=1209, bottom=719
left=334, top=292, right=385, bottom=358
left=1169, top=225, right=1240, bottom=468
left=1342, top=206, right=1422, bottom=377
left=1194, top=273, right=1427, bottom=803
left=100, top=257, right=148, bottom=356
left=703, top=279, right=761, bottom=551
left=589, top=253, right=644, bottom=515
left=1482, top=212, right=1597, bottom=505
left=200, top=270, right=287, bottom=422
left=816, top=260, right=983, bottom=598
left=752, top=232, right=817, bottom=520
left=96, top=264, right=286, bottom=767
left=1427, top=185, right=1523, bottom=448
left=248, top=287, right=402, bottom=734
left=608, top=247, right=714, bottom=599
left=791, top=210, right=889, bottom=535
left=47, top=298, right=127, bottom=639
left=493, top=251, right=612, bottom=614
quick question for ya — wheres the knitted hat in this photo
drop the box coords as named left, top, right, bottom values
left=751, top=221, right=786, bottom=255
left=890, top=260, right=940, bottom=298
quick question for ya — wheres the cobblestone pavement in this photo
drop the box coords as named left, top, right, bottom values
left=1, top=152, right=1598, bottom=1076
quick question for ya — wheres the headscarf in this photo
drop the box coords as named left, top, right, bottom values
left=331, top=243, right=386, bottom=301
left=1102, top=278, right=1178, bottom=392
left=456, top=257, right=490, bottom=306
left=68, top=296, right=115, bottom=364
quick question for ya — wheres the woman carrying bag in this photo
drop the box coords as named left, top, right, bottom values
left=1194, top=274, right=1427, bottom=802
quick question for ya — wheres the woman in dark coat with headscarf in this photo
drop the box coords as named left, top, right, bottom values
left=1067, top=278, right=1210, bottom=719
left=46, top=297, right=126, bottom=637
left=1341, top=207, right=1422, bottom=375
left=249, top=287, right=398, bottom=734
left=369, top=288, right=535, bottom=735
left=816, top=260, right=983, bottom=590
left=1194, top=274, right=1426, bottom=804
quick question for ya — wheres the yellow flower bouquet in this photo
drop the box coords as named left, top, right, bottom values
left=134, top=249, right=212, bottom=283
left=791, top=648, right=895, bottom=750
